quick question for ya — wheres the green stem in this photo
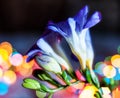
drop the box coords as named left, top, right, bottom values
left=48, top=93, right=53, bottom=98
left=50, top=87, right=64, bottom=93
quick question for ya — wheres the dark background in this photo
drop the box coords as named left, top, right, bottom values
left=0, top=0, right=119, bottom=63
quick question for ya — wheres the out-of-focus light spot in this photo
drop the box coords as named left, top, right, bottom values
left=19, top=67, right=33, bottom=77
left=94, top=62, right=106, bottom=76
left=14, top=65, right=33, bottom=77
left=13, top=65, right=21, bottom=73
left=111, top=54, right=120, bottom=68
left=0, top=42, right=12, bottom=55
left=0, top=68, right=3, bottom=78
left=14, top=56, right=34, bottom=77
left=101, top=87, right=111, bottom=94
left=0, top=49, right=9, bottom=61
left=0, top=55, right=3, bottom=64
left=103, top=78, right=110, bottom=85
left=79, top=85, right=98, bottom=98
left=3, top=70, right=17, bottom=85
left=103, top=65, right=116, bottom=78
left=113, top=68, right=120, bottom=80
left=102, top=94, right=112, bottom=98
left=112, top=87, right=120, bottom=98
left=22, top=56, right=34, bottom=69
left=0, top=82, right=9, bottom=95
left=73, top=82, right=85, bottom=90
left=0, top=61, right=11, bottom=71
left=9, top=52, right=23, bottom=66
left=66, top=82, right=85, bottom=94
left=66, top=86, right=77, bottom=94
left=22, top=63, right=32, bottom=70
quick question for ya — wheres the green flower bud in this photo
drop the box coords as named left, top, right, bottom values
left=36, top=55, right=62, bottom=74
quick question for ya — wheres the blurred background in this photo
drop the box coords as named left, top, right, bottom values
left=0, top=1, right=119, bottom=98
left=0, top=0, right=119, bottom=61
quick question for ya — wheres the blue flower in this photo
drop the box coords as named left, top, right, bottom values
left=27, top=33, right=73, bottom=73
left=27, top=6, right=101, bottom=86
left=48, top=5, right=101, bottom=70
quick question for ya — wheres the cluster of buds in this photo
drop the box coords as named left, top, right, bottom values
left=0, top=41, right=35, bottom=95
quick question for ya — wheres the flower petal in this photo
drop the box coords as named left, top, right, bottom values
left=84, top=11, right=102, bottom=28
left=37, top=38, right=54, bottom=54
left=35, top=55, right=62, bottom=74
left=85, top=30, right=94, bottom=68
left=74, top=5, right=88, bottom=32
left=36, top=38, right=72, bottom=72
left=26, top=49, right=42, bottom=62
left=48, top=20, right=72, bottom=38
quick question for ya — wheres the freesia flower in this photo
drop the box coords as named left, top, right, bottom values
left=23, top=5, right=104, bottom=98
left=48, top=5, right=101, bottom=70
left=48, top=5, right=101, bottom=88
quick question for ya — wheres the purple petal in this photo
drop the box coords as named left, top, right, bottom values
left=26, top=49, right=42, bottom=62
left=84, top=11, right=102, bottom=28
left=74, top=5, right=88, bottom=32
left=48, top=21, right=72, bottom=37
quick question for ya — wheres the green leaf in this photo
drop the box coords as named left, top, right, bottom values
left=47, top=71, right=66, bottom=86
left=90, top=70, right=100, bottom=88
left=38, top=73, right=57, bottom=85
left=48, top=93, right=53, bottom=98
left=40, top=83, right=64, bottom=93
left=94, top=91, right=102, bottom=98
left=38, top=73, right=52, bottom=81
left=40, top=83, right=53, bottom=93
left=22, top=78, right=40, bottom=90
left=85, top=68, right=100, bottom=88
left=62, top=70, right=71, bottom=85
left=36, top=91, right=47, bottom=98
left=33, top=69, right=59, bottom=86
left=109, top=78, right=116, bottom=90
left=85, top=68, right=93, bottom=84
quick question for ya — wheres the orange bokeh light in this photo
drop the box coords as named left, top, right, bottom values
left=0, top=42, right=13, bottom=55
left=111, top=54, right=120, bottom=68
left=0, top=68, right=3, bottom=78
left=14, top=55, right=34, bottom=77
left=3, top=70, right=17, bottom=85
left=112, top=87, right=120, bottom=98
left=0, top=48, right=9, bottom=62
left=0, top=60, right=11, bottom=71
